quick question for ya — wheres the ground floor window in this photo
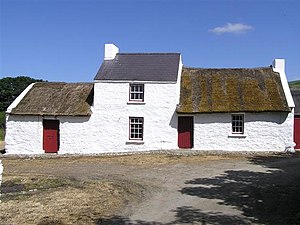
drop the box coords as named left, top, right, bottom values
left=129, top=117, right=143, bottom=140
left=232, top=114, right=244, bottom=134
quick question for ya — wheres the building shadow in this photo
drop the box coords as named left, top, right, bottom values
left=95, top=154, right=300, bottom=225
left=180, top=154, right=300, bottom=225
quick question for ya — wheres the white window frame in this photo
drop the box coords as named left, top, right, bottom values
left=129, top=117, right=144, bottom=140
left=129, top=84, right=144, bottom=102
left=231, top=114, right=244, bottom=134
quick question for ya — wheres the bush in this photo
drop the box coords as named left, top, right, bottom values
left=0, top=111, right=5, bottom=141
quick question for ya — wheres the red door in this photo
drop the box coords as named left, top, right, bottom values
left=43, top=120, right=59, bottom=153
left=178, top=116, right=193, bottom=148
left=295, top=116, right=300, bottom=150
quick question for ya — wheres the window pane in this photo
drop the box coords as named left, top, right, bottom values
left=232, top=114, right=244, bottom=134
left=129, top=117, right=143, bottom=140
left=130, top=84, right=144, bottom=101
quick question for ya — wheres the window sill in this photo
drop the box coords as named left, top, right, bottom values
left=126, top=140, right=145, bottom=145
left=127, top=101, right=146, bottom=105
left=228, top=134, right=247, bottom=138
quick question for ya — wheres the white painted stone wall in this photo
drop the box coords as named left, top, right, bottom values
left=5, top=115, right=44, bottom=154
left=89, top=81, right=180, bottom=153
left=192, top=111, right=294, bottom=151
left=5, top=114, right=94, bottom=154
left=5, top=99, right=294, bottom=154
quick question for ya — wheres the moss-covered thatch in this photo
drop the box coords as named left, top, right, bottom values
left=177, top=67, right=290, bottom=113
left=10, top=82, right=94, bottom=116
left=291, top=89, right=300, bottom=115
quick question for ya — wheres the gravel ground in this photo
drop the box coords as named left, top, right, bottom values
left=1, top=152, right=300, bottom=224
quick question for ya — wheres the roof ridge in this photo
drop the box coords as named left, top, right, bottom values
left=183, top=66, right=272, bottom=70
left=117, top=53, right=180, bottom=55
left=35, top=82, right=93, bottom=85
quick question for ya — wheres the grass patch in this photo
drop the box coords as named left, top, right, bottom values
left=0, top=128, right=4, bottom=141
left=289, top=80, right=300, bottom=89
left=1, top=175, right=85, bottom=201
left=0, top=174, right=145, bottom=225
left=0, top=111, right=5, bottom=141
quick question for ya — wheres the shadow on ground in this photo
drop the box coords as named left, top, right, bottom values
left=96, top=154, right=300, bottom=225
left=96, top=207, right=250, bottom=225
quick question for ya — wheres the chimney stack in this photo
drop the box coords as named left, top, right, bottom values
left=272, top=59, right=285, bottom=73
left=104, top=43, right=119, bottom=60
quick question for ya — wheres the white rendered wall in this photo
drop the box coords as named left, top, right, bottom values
left=5, top=109, right=293, bottom=154
left=5, top=115, right=44, bottom=154
left=58, top=116, right=98, bottom=154
left=90, top=81, right=180, bottom=153
left=192, top=111, right=294, bottom=152
left=5, top=115, right=94, bottom=154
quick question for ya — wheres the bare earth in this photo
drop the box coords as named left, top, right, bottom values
left=1, top=153, right=300, bottom=225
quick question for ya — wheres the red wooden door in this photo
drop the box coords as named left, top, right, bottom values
left=43, top=120, right=59, bottom=153
left=178, top=116, right=193, bottom=148
left=295, top=116, right=300, bottom=150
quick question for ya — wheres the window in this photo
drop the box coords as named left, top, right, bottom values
left=129, top=117, right=144, bottom=140
left=129, top=84, right=144, bottom=102
left=232, top=114, right=244, bottom=134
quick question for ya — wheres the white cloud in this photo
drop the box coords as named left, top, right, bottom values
left=209, top=23, right=253, bottom=34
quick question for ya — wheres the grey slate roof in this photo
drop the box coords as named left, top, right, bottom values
left=177, top=67, right=290, bottom=113
left=94, top=53, right=180, bottom=82
left=291, top=89, right=300, bottom=115
left=10, top=82, right=94, bottom=116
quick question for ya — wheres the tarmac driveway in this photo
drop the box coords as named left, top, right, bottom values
left=2, top=153, right=300, bottom=225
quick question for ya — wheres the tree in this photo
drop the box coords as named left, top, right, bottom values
left=0, top=76, right=46, bottom=112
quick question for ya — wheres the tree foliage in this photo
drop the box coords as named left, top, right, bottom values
left=0, top=76, right=45, bottom=112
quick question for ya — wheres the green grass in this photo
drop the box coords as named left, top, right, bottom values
left=289, top=80, right=300, bottom=89
left=1, top=176, right=85, bottom=202
left=0, top=111, right=5, bottom=141
left=0, top=128, right=4, bottom=141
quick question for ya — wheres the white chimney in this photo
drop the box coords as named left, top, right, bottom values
left=272, top=58, right=295, bottom=108
left=104, top=43, right=119, bottom=60
left=272, top=59, right=285, bottom=72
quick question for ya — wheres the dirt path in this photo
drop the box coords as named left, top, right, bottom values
left=2, top=153, right=300, bottom=224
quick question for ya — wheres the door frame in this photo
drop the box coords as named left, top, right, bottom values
left=43, top=119, right=60, bottom=153
left=178, top=116, right=194, bottom=148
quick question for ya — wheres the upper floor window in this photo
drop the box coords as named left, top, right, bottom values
left=232, top=114, right=244, bottom=134
left=129, top=84, right=144, bottom=102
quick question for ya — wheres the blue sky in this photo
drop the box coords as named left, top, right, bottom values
left=1, top=0, right=299, bottom=82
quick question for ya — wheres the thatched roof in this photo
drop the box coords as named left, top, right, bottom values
left=177, top=67, right=290, bottom=113
left=291, top=89, right=300, bottom=115
left=10, top=82, right=94, bottom=116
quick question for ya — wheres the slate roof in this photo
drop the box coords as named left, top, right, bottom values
left=94, top=53, right=180, bottom=82
left=177, top=67, right=290, bottom=113
left=291, top=89, right=300, bottom=115
left=10, top=82, right=94, bottom=116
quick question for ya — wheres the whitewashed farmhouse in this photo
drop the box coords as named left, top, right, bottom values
left=5, top=44, right=295, bottom=154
